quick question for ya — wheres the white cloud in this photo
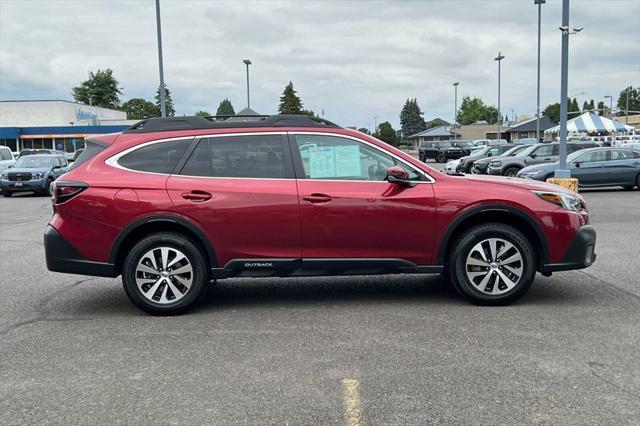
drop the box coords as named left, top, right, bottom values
left=1, top=0, right=638, bottom=129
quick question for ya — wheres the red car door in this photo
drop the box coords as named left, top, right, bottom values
left=166, top=133, right=301, bottom=266
left=291, top=133, right=437, bottom=265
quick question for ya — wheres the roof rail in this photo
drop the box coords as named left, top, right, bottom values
left=124, top=114, right=341, bottom=133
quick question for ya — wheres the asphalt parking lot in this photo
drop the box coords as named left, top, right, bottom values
left=1, top=184, right=639, bottom=424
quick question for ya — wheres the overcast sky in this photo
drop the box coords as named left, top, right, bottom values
left=1, top=0, right=639, bottom=129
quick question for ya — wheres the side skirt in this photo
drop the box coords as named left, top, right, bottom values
left=211, top=258, right=444, bottom=279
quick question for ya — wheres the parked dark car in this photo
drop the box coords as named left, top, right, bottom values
left=518, top=147, right=640, bottom=189
left=487, top=142, right=597, bottom=177
left=1, top=154, right=68, bottom=196
left=456, top=144, right=515, bottom=173
left=471, top=145, right=529, bottom=174
left=419, top=141, right=464, bottom=163
left=451, top=140, right=477, bottom=156
left=17, top=149, right=63, bottom=158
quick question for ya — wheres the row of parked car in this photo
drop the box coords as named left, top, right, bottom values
left=442, top=142, right=640, bottom=190
left=0, top=146, right=84, bottom=197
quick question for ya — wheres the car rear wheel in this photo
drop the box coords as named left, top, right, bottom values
left=448, top=223, right=536, bottom=305
left=504, top=167, right=520, bottom=177
left=122, top=233, right=209, bottom=315
left=437, top=153, right=447, bottom=163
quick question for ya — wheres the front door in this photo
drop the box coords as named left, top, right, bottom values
left=571, top=149, right=608, bottom=185
left=291, top=133, right=437, bottom=266
left=167, top=133, right=301, bottom=267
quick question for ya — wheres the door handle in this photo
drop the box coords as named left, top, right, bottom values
left=181, top=190, right=212, bottom=202
left=302, top=193, right=332, bottom=203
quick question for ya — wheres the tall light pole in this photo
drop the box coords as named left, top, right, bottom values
left=453, top=82, right=459, bottom=139
left=556, top=1, right=582, bottom=178
left=604, top=95, right=612, bottom=118
left=535, top=0, right=545, bottom=142
left=155, top=0, right=166, bottom=117
left=625, top=90, right=629, bottom=123
left=243, top=59, right=252, bottom=109
left=495, top=52, right=505, bottom=141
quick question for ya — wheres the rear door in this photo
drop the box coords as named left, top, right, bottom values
left=166, top=133, right=301, bottom=267
left=606, top=149, right=640, bottom=185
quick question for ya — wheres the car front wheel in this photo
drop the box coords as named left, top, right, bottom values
left=437, top=153, right=447, bottom=163
left=504, top=167, right=520, bottom=177
left=448, top=223, right=536, bottom=305
left=122, top=233, right=209, bottom=315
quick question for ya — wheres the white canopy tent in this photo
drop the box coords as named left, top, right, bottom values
left=545, top=112, right=634, bottom=134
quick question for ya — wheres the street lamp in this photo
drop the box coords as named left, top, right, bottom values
left=604, top=95, right=612, bottom=118
left=494, top=52, right=505, bottom=141
left=155, top=0, right=166, bottom=117
left=534, top=0, right=545, bottom=142
left=243, top=59, right=252, bottom=109
left=555, top=0, right=582, bottom=179
left=453, top=82, right=459, bottom=138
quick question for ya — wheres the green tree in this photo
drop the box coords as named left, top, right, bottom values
left=216, top=98, right=235, bottom=116
left=617, top=86, right=640, bottom=116
left=399, top=98, right=426, bottom=138
left=300, top=109, right=317, bottom=117
left=120, top=98, right=160, bottom=120
left=544, top=102, right=561, bottom=124
left=194, top=110, right=211, bottom=117
left=597, top=101, right=609, bottom=117
left=72, top=69, right=122, bottom=109
left=278, top=81, right=304, bottom=114
left=568, top=98, right=581, bottom=119
left=155, top=84, right=175, bottom=117
left=456, top=96, right=499, bottom=125
left=589, top=99, right=595, bottom=112
left=582, top=101, right=589, bottom=112
left=375, top=121, right=400, bottom=147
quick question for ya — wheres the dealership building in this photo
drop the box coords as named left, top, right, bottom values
left=0, top=100, right=135, bottom=154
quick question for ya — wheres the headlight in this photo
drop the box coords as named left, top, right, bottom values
left=533, top=191, right=584, bottom=212
left=32, top=172, right=44, bottom=179
left=489, top=160, right=501, bottom=167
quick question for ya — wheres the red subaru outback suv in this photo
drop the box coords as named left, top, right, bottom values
left=45, top=115, right=596, bottom=314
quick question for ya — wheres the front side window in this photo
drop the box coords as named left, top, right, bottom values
left=118, top=138, right=191, bottom=174
left=293, top=134, right=423, bottom=181
left=532, top=144, right=554, bottom=157
left=180, top=134, right=287, bottom=179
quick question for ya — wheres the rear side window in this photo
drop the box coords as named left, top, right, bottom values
left=180, top=135, right=288, bottom=179
left=118, top=139, right=191, bottom=174
left=66, top=141, right=106, bottom=172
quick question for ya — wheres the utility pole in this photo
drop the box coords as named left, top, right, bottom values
left=495, top=52, right=505, bottom=141
left=453, top=82, right=459, bottom=139
left=535, top=0, right=545, bottom=142
left=155, top=0, right=166, bottom=117
left=243, top=59, right=252, bottom=109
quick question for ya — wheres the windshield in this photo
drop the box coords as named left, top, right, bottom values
left=13, top=156, right=52, bottom=169
left=513, top=145, right=539, bottom=157
left=470, top=148, right=485, bottom=156
left=454, top=141, right=474, bottom=147
left=503, top=145, right=527, bottom=156
left=438, top=142, right=453, bottom=147
left=567, top=150, right=591, bottom=163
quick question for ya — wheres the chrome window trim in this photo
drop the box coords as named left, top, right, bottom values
left=105, top=131, right=436, bottom=183
left=290, top=131, right=436, bottom=183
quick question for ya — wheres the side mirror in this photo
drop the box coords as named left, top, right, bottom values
left=529, top=153, right=537, bottom=159
left=574, top=161, right=581, bottom=168
left=487, top=152, right=492, bottom=157
left=386, top=165, right=415, bottom=187
left=54, top=165, right=61, bottom=169
left=8, top=165, right=13, bottom=168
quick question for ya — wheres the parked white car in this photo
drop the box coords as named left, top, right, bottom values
left=0, top=146, right=16, bottom=173
left=444, top=159, right=461, bottom=174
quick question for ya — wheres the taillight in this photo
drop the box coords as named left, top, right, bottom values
left=53, top=181, right=88, bottom=204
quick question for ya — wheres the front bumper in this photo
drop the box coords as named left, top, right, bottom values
left=44, top=225, right=117, bottom=277
left=541, top=225, right=597, bottom=272
left=1, top=178, right=47, bottom=192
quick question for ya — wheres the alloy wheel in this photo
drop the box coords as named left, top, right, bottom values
left=135, top=247, right=193, bottom=304
left=465, top=238, right=523, bottom=295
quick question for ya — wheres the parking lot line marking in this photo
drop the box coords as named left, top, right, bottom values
left=342, top=378, right=363, bottom=426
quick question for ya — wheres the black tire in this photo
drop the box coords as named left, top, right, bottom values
left=42, top=178, right=54, bottom=196
left=448, top=223, right=536, bottom=306
left=622, top=185, right=634, bottom=190
left=636, top=173, right=640, bottom=189
left=122, top=232, right=209, bottom=315
left=437, top=153, right=447, bottom=163
left=2, top=190, right=11, bottom=197
left=419, top=154, right=425, bottom=162
left=504, top=167, right=520, bottom=177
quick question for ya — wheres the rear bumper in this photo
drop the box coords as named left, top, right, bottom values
left=541, top=225, right=597, bottom=272
left=44, top=225, right=117, bottom=277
